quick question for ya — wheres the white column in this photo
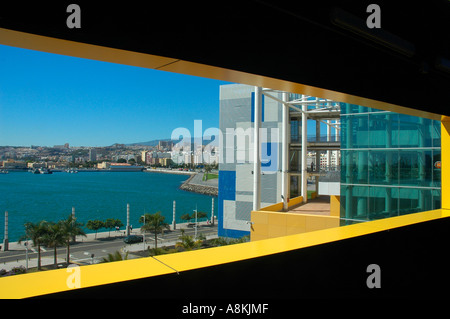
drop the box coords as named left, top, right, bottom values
left=172, top=200, right=176, bottom=230
left=211, top=197, right=215, bottom=225
left=281, top=91, right=289, bottom=211
left=71, top=206, right=76, bottom=242
left=335, top=120, right=339, bottom=142
left=301, top=95, right=308, bottom=203
left=126, top=203, right=130, bottom=236
left=327, top=119, right=331, bottom=167
left=2, top=211, right=8, bottom=251
left=253, top=86, right=262, bottom=211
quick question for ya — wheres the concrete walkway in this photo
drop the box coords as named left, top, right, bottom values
left=188, top=172, right=218, bottom=187
left=288, top=195, right=331, bottom=216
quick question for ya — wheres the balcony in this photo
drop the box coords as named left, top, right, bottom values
left=250, top=195, right=341, bottom=241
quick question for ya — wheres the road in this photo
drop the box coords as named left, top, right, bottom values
left=0, top=223, right=218, bottom=267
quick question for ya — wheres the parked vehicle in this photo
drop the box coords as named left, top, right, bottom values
left=123, top=235, right=143, bottom=244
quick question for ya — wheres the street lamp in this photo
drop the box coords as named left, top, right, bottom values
left=23, top=239, right=29, bottom=271
left=193, top=205, right=198, bottom=239
left=141, top=214, right=146, bottom=251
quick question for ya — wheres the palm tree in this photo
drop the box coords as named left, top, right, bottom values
left=140, top=212, right=170, bottom=251
left=175, top=229, right=202, bottom=251
left=86, top=219, right=104, bottom=239
left=204, top=164, right=212, bottom=181
left=60, top=215, right=86, bottom=264
left=104, top=218, right=123, bottom=237
left=180, top=213, right=192, bottom=223
left=192, top=211, right=208, bottom=220
left=42, top=222, right=67, bottom=269
left=19, top=220, right=49, bottom=271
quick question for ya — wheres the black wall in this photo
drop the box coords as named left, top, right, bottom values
left=37, top=217, right=450, bottom=300
left=1, top=1, right=450, bottom=114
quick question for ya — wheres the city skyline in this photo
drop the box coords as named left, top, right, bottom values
left=0, top=44, right=232, bottom=147
left=0, top=44, right=330, bottom=148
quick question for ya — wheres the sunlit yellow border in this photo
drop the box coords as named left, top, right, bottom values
left=0, top=27, right=448, bottom=298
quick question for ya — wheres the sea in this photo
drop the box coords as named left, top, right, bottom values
left=0, top=171, right=217, bottom=242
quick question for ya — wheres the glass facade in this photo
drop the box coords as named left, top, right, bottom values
left=340, top=104, right=441, bottom=224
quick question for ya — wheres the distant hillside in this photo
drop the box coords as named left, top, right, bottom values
left=127, top=139, right=173, bottom=146
left=126, top=136, right=218, bottom=147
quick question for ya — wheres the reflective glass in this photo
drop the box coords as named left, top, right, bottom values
left=341, top=150, right=368, bottom=184
left=368, top=186, right=399, bottom=219
left=341, top=114, right=369, bottom=149
left=340, top=104, right=441, bottom=222
left=432, top=150, right=441, bottom=187
left=398, top=188, right=420, bottom=214
left=368, top=112, right=398, bottom=148
left=290, top=175, right=299, bottom=198
left=368, top=150, right=398, bottom=185
left=398, top=150, right=432, bottom=187
left=432, top=189, right=441, bottom=210
left=432, top=120, right=441, bottom=147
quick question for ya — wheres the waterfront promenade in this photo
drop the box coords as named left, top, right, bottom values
left=0, top=220, right=218, bottom=272
left=144, top=168, right=196, bottom=175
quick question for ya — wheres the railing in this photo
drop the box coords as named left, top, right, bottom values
left=290, top=134, right=341, bottom=143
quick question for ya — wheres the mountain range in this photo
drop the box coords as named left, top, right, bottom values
left=127, top=136, right=217, bottom=147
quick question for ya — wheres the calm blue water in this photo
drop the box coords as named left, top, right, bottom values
left=0, top=172, right=217, bottom=242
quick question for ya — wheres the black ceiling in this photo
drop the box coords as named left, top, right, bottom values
left=1, top=1, right=449, bottom=114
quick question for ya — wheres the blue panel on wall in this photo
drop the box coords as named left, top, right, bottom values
left=251, top=92, right=264, bottom=123
left=218, top=170, right=236, bottom=237
left=218, top=170, right=236, bottom=201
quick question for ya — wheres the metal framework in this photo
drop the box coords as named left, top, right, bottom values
left=252, top=88, right=341, bottom=208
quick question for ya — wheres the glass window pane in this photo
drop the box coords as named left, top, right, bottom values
left=418, top=117, right=433, bottom=147
left=432, top=189, right=441, bottom=210
left=432, top=150, right=441, bottom=188
left=369, top=150, right=398, bottom=185
left=422, top=150, right=433, bottom=187
left=341, top=185, right=370, bottom=221
left=368, top=113, right=386, bottom=148
left=352, top=186, right=369, bottom=219
left=341, top=150, right=361, bottom=184
left=353, top=114, right=369, bottom=148
left=398, top=150, right=432, bottom=187
left=432, top=120, right=441, bottom=147
left=289, top=150, right=299, bottom=172
left=339, top=150, right=368, bottom=183
left=399, top=151, right=418, bottom=186
left=341, top=114, right=369, bottom=148
left=339, top=103, right=441, bottom=223
left=398, top=114, right=421, bottom=147
left=290, top=175, right=299, bottom=198
left=290, top=120, right=299, bottom=142
left=368, top=186, right=399, bottom=220
left=355, top=151, right=368, bottom=184
left=398, top=188, right=420, bottom=214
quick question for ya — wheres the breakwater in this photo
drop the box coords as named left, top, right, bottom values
left=179, top=173, right=218, bottom=197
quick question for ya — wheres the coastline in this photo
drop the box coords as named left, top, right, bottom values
left=143, top=168, right=218, bottom=196
left=179, top=173, right=218, bottom=197
left=143, top=168, right=196, bottom=175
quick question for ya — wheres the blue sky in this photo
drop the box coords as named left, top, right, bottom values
left=0, top=44, right=231, bottom=147
left=0, top=44, right=327, bottom=147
